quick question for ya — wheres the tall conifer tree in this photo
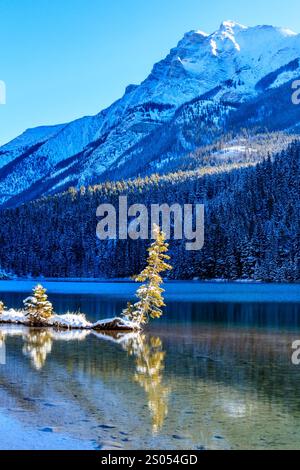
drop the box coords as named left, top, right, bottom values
left=123, top=225, right=172, bottom=325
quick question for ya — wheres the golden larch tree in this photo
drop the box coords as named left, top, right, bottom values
left=123, top=224, right=172, bottom=325
left=23, top=284, right=54, bottom=325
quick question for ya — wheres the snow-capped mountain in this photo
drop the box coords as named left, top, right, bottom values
left=1, top=20, right=300, bottom=207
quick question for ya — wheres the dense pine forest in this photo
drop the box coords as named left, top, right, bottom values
left=0, top=139, right=299, bottom=282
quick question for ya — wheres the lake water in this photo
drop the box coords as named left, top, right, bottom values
left=0, top=281, right=300, bottom=450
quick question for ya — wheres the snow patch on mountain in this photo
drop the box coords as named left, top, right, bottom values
left=0, top=124, right=65, bottom=169
left=270, top=70, right=300, bottom=88
left=0, top=20, right=300, bottom=207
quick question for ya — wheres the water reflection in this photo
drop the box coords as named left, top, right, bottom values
left=0, top=330, right=4, bottom=347
left=1, top=313, right=300, bottom=449
left=22, top=330, right=53, bottom=370
left=0, top=331, right=5, bottom=365
left=0, top=326, right=91, bottom=370
left=122, top=335, right=170, bottom=433
left=1, top=326, right=170, bottom=433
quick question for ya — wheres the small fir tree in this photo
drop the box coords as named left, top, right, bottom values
left=23, top=284, right=54, bottom=325
left=122, top=225, right=172, bottom=325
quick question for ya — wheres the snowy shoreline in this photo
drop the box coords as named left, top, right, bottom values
left=0, top=310, right=141, bottom=331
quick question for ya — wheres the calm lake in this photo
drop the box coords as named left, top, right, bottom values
left=0, top=281, right=300, bottom=450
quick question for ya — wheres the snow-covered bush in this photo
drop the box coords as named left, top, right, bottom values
left=23, top=284, right=54, bottom=325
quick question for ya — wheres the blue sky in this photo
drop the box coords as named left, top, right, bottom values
left=0, top=0, right=299, bottom=145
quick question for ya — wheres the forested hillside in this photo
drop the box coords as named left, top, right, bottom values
left=0, top=140, right=298, bottom=282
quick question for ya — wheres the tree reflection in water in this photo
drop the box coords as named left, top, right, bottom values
left=0, top=330, right=5, bottom=364
left=1, top=327, right=90, bottom=370
left=22, top=329, right=53, bottom=370
left=2, top=326, right=170, bottom=432
left=122, top=334, right=170, bottom=434
left=0, top=330, right=5, bottom=347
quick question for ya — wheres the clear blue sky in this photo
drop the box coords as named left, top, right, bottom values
left=0, top=0, right=299, bottom=145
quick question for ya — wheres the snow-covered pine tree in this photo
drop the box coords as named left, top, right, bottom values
left=122, top=224, right=172, bottom=325
left=23, top=284, right=54, bottom=325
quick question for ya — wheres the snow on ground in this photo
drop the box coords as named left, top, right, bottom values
left=0, top=310, right=140, bottom=331
left=270, top=70, right=300, bottom=89
left=48, top=313, right=92, bottom=329
left=93, top=317, right=141, bottom=331
left=0, top=410, right=94, bottom=450
left=0, top=309, right=28, bottom=324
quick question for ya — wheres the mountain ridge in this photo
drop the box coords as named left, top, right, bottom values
left=1, top=20, right=300, bottom=207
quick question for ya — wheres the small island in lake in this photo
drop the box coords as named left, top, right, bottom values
left=0, top=226, right=171, bottom=332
